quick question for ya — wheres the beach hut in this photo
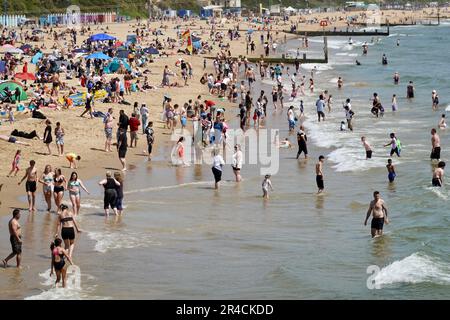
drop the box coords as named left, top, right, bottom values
left=0, top=81, right=28, bottom=102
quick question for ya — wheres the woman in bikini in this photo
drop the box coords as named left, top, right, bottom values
left=39, top=165, right=54, bottom=212
left=55, top=204, right=82, bottom=259
left=53, top=168, right=67, bottom=214
left=68, top=172, right=90, bottom=216
left=50, top=238, right=73, bottom=288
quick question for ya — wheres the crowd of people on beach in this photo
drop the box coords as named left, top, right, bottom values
left=0, top=10, right=447, bottom=292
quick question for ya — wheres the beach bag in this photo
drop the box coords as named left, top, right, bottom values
left=396, top=138, right=402, bottom=151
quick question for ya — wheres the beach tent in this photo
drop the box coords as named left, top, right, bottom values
left=104, top=58, right=131, bottom=73
left=31, top=51, right=43, bottom=64
left=88, top=33, right=116, bottom=42
left=115, top=49, right=130, bottom=59
left=14, top=72, right=36, bottom=81
left=84, top=52, right=112, bottom=60
left=0, top=81, right=28, bottom=102
left=144, top=47, right=159, bottom=54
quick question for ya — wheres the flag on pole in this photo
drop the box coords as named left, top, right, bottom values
left=182, top=29, right=193, bottom=54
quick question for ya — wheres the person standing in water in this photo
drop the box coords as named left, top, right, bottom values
left=211, top=148, right=225, bottom=190
left=50, top=238, right=74, bottom=288
left=55, top=203, right=82, bottom=259
left=262, top=175, right=274, bottom=200
left=18, top=160, right=38, bottom=212
left=406, top=81, right=415, bottom=99
left=337, top=77, right=343, bottom=89
left=232, top=144, right=243, bottom=182
left=393, top=72, right=400, bottom=85
left=432, top=90, right=439, bottom=110
left=384, top=133, right=401, bottom=157
left=316, top=155, right=325, bottom=193
left=432, top=161, right=445, bottom=187
left=114, top=172, right=124, bottom=215
left=361, top=136, right=372, bottom=159
left=364, top=191, right=389, bottom=238
left=438, top=114, right=447, bottom=129
left=382, top=54, right=388, bottom=65
left=2, top=209, right=22, bottom=268
left=98, top=171, right=121, bottom=217
left=430, top=128, right=441, bottom=161
left=391, top=94, right=398, bottom=111
left=296, top=126, right=308, bottom=159
left=316, top=94, right=326, bottom=122
left=386, top=159, right=396, bottom=182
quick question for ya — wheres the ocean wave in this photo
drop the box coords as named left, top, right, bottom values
left=374, top=252, right=450, bottom=287
left=87, top=230, right=162, bottom=253
left=301, top=64, right=333, bottom=71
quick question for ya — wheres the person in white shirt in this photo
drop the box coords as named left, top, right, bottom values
left=232, top=144, right=243, bottom=182
left=211, top=148, right=225, bottom=189
left=140, top=103, right=149, bottom=134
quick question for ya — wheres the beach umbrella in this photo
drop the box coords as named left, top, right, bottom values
left=14, top=72, right=36, bottom=81
left=0, top=81, right=28, bottom=101
left=84, top=52, right=112, bottom=60
left=4, top=48, right=24, bottom=54
left=89, top=33, right=116, bottom=42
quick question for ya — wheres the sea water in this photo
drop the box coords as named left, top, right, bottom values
left=1, top=23, right=449, bottom=299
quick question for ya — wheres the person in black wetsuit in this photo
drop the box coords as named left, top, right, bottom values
left=98, top=171, right=121, bottom=217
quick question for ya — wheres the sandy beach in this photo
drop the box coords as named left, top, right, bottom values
left=1, top=8, right=446, bottom=216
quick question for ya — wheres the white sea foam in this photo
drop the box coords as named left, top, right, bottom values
left=87, top=230, right=162, bottom=253
left=374, top=252, right=450, bottom=287
left=301, top=64, right=333, bottom=71
left=25, top=268, right=109, bottom=300
left=124, top=180, right=211, bottom=195
left=425, top=186, right=449, bottom=201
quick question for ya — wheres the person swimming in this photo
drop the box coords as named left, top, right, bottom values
left=432, top=161, right=445, bottom=187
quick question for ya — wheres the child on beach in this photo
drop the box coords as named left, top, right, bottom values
left=262, top=175, right=274, bottom=199
left=392, top=94, right=397, bottom=111
left=299, top=100, right=304, bottom=118
left=8, top=106, right=14, bottom=124
left=7, top=150, right=21, bottom=177
left=340, top=121, right=346, bottom=131
left=66, top=153, right=81, bottom=169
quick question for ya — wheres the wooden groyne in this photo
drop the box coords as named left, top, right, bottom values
left=284, top=27, right=389, bottom=37
left=204, top=37, right=329, bottom=64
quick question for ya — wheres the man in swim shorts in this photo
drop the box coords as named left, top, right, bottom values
left=432, top=161, right=445, bottom=187
left=430, top=128, right=441, bottom=161
left=364, top=191, right=389, bottom=238
left=18, top=160, right=38, bottom=212
left=2, top=209, right=22, bottom=268
left=315, top=155, right=325, bottom=193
